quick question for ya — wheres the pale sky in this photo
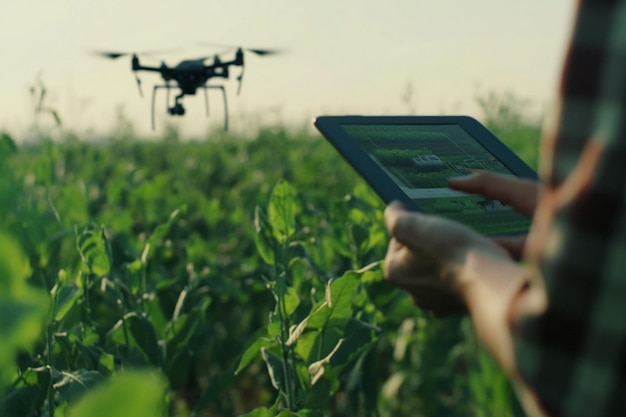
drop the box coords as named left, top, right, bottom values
left=1, top=1, right=577, bottom=139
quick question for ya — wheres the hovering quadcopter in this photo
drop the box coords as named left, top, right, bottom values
left=94, top=45, right=281, bottom=130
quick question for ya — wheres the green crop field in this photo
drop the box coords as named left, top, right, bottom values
left=0, top=92, right=542, bottom=417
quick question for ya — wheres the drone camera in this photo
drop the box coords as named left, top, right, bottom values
left=168, top=103, right=185, bottom=116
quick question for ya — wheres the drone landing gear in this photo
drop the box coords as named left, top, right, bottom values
left=151, top=85, right=229, bottom=131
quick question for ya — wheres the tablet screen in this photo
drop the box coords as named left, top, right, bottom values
left=340, top=123, right=531, bottom=235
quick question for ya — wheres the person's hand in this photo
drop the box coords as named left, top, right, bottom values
left=447, top=171, right=539, bottom=260
left=383, top=201, right=512, bottom=316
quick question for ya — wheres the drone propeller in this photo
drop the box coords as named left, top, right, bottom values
left=197, top=42, right=284, bottom=56
left=195, top=43, right=282, bottom=95
left=92, top=50, right=130, bottom=60
left=244, top=48, right=283, bottom=56
left=90, top=48, right=181, bottom=60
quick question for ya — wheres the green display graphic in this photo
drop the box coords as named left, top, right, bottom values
left=341, top=124, right=531, bottom=235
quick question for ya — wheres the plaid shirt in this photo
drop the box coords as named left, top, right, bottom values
left=513, top=0, right=626, bottom=416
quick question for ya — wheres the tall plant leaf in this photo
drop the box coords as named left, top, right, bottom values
left=66, top=371, right=167, bottom=417
left=255, top=205, right=277, bottom=265
left=268, top=180, right=297, bottom=242
left=306, top=272, right=360, bottom=331
left=76, top=224, right=111, bottom=276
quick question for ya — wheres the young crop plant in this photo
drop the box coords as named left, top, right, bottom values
left=236, top=180, right=388, bottom=416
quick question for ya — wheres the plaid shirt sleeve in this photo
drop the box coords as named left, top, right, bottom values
left=512, top=0, right=626, bottom=416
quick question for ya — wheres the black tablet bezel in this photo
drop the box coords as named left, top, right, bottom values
left=314, top=114, right=538, bottom=218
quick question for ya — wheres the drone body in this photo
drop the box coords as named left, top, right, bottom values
left=95, top=46, right=278, bottom=130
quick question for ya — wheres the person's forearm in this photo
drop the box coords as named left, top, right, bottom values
left=461, top=250, right=549, bottom=416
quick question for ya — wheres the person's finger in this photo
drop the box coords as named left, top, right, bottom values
left=384, top=237, right=431, bottom=282
left=385, top=203, right=478, bottom=258
left=384, top=201, right=414, bottom=245
left=448, top=171, right=538, bottom=217
left=383, top=237, right=406, bottom=279
left=384, top=204, right=434, bottom=252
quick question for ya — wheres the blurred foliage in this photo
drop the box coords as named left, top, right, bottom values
left=0, top=91, right=540, bottom=416
left=476, top=90, right=543, bottom=169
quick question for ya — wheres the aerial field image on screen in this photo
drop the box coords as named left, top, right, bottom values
left=341, top=123, right=531, bottom=236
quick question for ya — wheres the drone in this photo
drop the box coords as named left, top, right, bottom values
left=93, top=45, right=281, bottom=130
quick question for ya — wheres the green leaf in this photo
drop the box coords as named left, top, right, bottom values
left=294, top=410, right=325, bottom=417
left=66, top=371, right=168, bottom=417
left=166, top=312, right=199, bottom=350
left=268, top=180, right=297, bottom=242
left=150, top=206, right=185, bottom=246
left=27, top=140, right=56, bottom=187
left=261, top=347, right=288, bottom=392
left=277, top=411, right=299, bottom=417
left=235, top=337, right=274, bottom=375
left=238, top=398, right=280, bottom=417
left=238, top=407, right=275, bottom=417
left=328, top=318, right=379, bottom=367
left=76, top=224, right=112, bottom=276
left=0, top=233, right=48, bottom=391
left=142, top=206, right=186, bottom=263
left=52, top=285, right=81, bottom=322
left=255, top=205, right=277, bottom=265
left=98, top=352, right=115, bottom=374
left=284, top=286, right=300, bottom=317
left=127, top=314, right=162, bottom=367
left=293, top=330, right=319, bottom=363
left=273, top=276, right=300, bottom=317
left=165, top=297, right=210, bottom=354
left=56, top=184, right=88, bottom=226
left=108, top=313, right=162, bottom=367
left=306, top=272, right=360, bottom=331
left=0, top=386, right=42, bottom=417
left=0, top=233, right=32, bottom=293
left=124, top=259, right=144, bottom=294
left=0, top=132, right=17, bottom=161
left=53, top=369, right=106, bottom=403
left=267, top=311, right=282, bottom=338
left=165, top=348, right=191, bottom=390
left=358, top=263, right=383, bottom=283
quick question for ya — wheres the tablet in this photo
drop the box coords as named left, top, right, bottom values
left=314, top=115, right=537, bottom=236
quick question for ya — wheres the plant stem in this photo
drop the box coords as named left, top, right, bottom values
left=276, top=244, right=297, bottom=410
left=115, top=280, right=131, bottom=349
left=46, top=320, right=55, bottom=417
